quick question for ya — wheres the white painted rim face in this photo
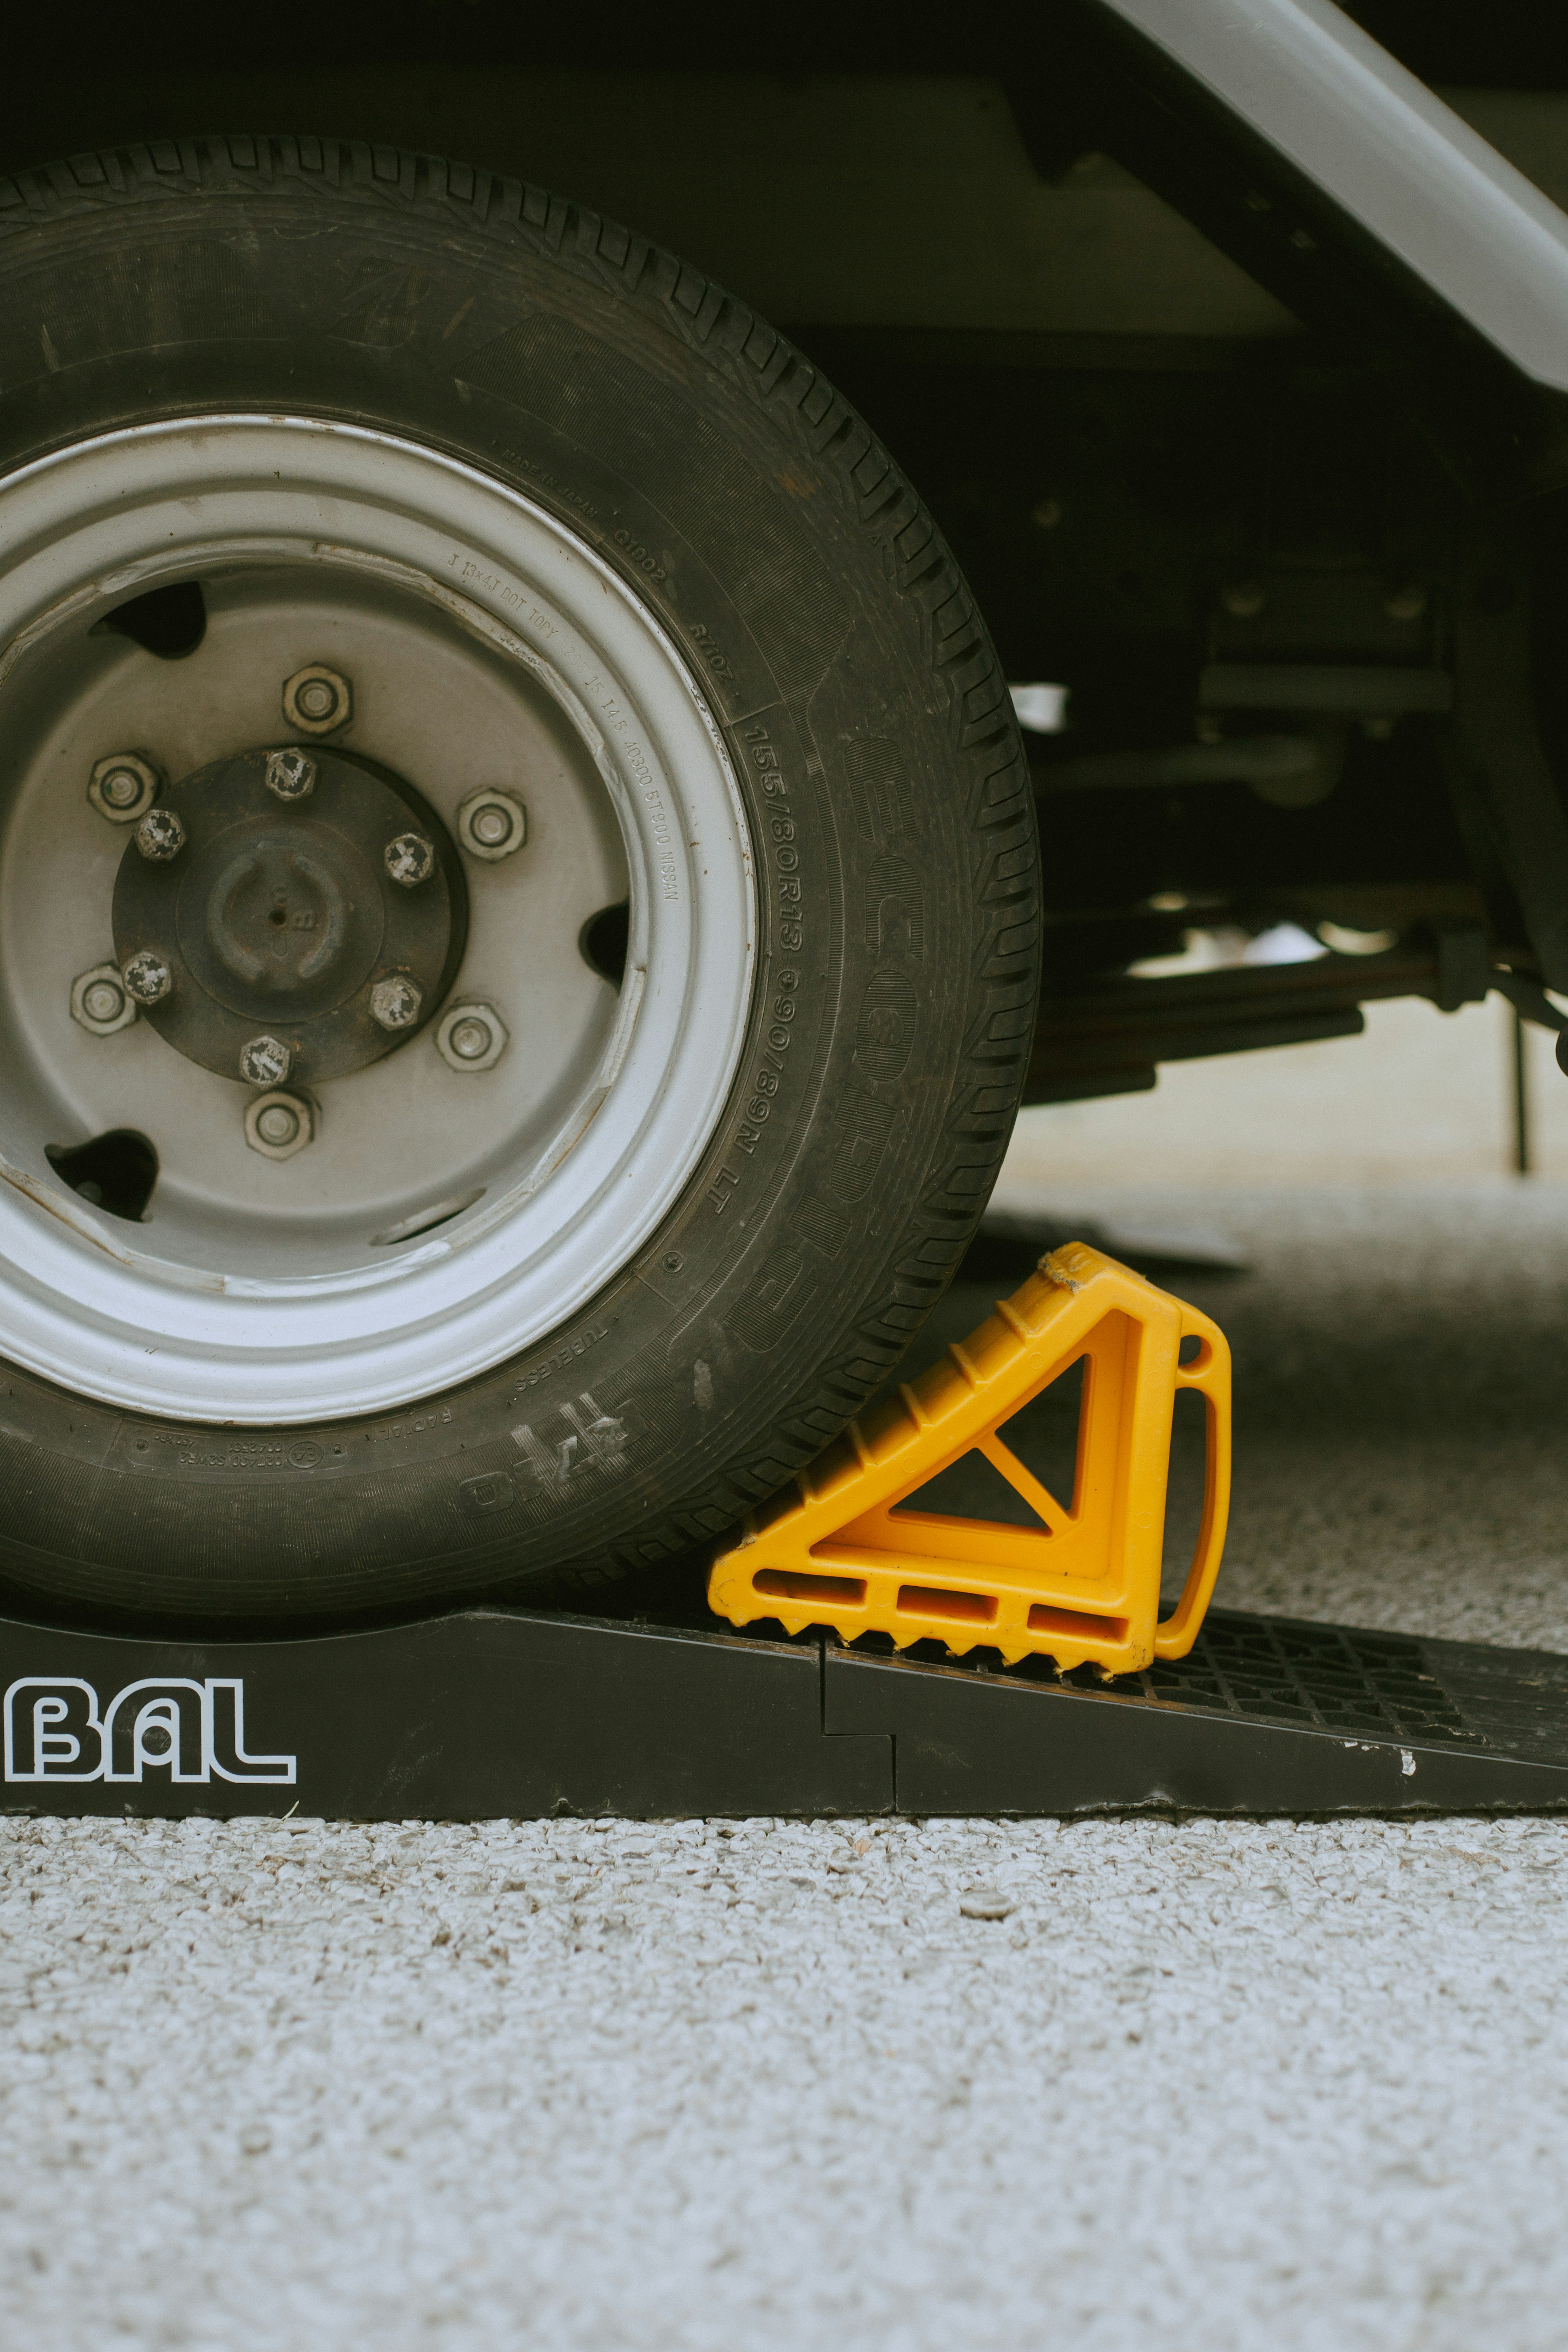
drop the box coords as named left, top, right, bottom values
left=0, top=418, right=754, bottom=1423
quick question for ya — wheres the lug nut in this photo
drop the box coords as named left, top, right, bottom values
left=88, top=753, right=161, bottom=826
left=240, top=1033, right=291, bottom=1086
left=134, top=807, right=186, bottom=863
left=457, top=788, right=528, bottom=862
left=71, top=962, right=138, bottom=1036
left=244, top=1088, right=314, bottom=1161
left=281, top=665, right=352, bottom=735
left=265, top=748, right=316, bottom=802
left=370, top=975, right=423, bottom=1032
left=385, top=832, right=435, bottom=888
left=122, top=951, right=172, bottom=1006
left=436, top=1000, right=509, bottom=1071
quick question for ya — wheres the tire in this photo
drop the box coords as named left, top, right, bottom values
left=0, top=136, right=1038, bottom=1631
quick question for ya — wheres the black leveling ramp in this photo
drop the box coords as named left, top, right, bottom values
left=6, top=1599, right=1568, bottom=1819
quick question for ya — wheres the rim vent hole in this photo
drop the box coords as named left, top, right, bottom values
left=93, top=580, right=207, bottom=661
left=580, top=900, right=629, bottom=988
left=45, top=1130, right=159, bottom=1223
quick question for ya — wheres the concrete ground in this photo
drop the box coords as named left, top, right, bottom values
left=4, top=1005, right=1568, bottom=2351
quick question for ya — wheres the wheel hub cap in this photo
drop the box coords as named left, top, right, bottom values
left=112, top=745, right=466, bottom=1083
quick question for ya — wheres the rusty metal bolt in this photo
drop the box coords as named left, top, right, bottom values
left=88, top=753, right=161, bottom=826
left=370, top=976, right=423, bottom=1032
left=244, top=1089, right=314, bottom=1160
left=134, top=807, right=186, bottom=863
left=71, top=963, right=137, bottom=1035
left=281, top=665, right=352, bottom=735
left=122, top=951, right=172, bottom=1006
left=384, top=832, right=435, bottom=888
left=265, top=748, right=317, bottom=802
left=456, top=788, right=527, bottom=863
left=239, top=1033, right=291, bottom=1086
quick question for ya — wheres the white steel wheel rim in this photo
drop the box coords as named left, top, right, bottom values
left=0, top=417, right=754, bottom=1423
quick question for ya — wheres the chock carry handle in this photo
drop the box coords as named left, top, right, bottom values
left=1154, top=1296, right=1231, bottom=1659
left=707, top=1245, right=1233, bottom=1675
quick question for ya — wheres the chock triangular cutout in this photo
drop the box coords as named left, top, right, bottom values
left=891, top=1443, right=1055, bottom=1532
left=708, top=1244, right=1232, bottom=1673
left=996, top=1353, right=1085, bottom=1518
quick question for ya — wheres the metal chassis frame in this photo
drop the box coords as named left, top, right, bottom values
left=1102, top=0, right=1568, bottom=398
left=1090, top=0, right=1568, bottom=996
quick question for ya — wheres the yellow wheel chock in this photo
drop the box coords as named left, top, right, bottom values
left=707, top=1243, right=1232, bottom=1675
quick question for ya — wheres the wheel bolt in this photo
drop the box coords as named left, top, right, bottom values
left=240, top=1033, right=291, bottom=1086
left=88, top=753, right=161, bottom=825
left=134, top=807, right=186, bottom=862
left=436, top=1000, right=509, bottom=1071
left=244, top=1088, right=314, bottom=1160
left=265, top=748, right=316, bottom=802
left=385, top=832, right=435, bottom=887
left=122, top=951, right=172, bottom=1005
left=457, top=788, right=528, bottom=862
left=71, top=962, right=137, bottom=1035
left=83, top=978, right=125, bottom=1023
left=281, top=665, right=352, bottom=735
left=370, top=976, right=423, bottom=1031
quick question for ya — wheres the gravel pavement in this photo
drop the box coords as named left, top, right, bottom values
left=4, top=1182, right=1568, bottom=2351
